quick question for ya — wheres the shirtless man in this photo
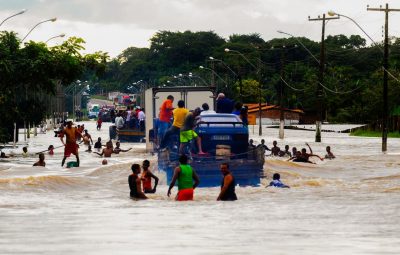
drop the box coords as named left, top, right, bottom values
left=60, top=121, right=81, bottom=167
left=270, top=141, right=280, bottom=156
left=128, top=164, right=147, bottom=199
left=94, top=141, right=113, bottom=157
left=301, top=143, right=323, bottom=162
left=288, top=151, right=314, bottom=164
left=113, top=142, right=132, bottom=154
left=33, top=153, right=46, bottom=167
left=82, top=130, right=93, bottom=145
left=94, top=137, right=102, bottom=151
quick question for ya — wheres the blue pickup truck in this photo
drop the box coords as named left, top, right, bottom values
left=158, top=113, right=264, bottom=187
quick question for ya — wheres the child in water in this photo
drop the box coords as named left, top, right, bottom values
left=325, top=146, right=335, bottom=159
left=267, top=173, right=290, bottom=188
left=48, top=145, right=54, bottom=155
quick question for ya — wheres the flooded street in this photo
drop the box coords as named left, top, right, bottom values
left=1, top=122, right=400, bottom=254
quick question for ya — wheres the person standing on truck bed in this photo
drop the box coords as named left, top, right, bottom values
left=179, top=108, right=206, bottom=155
left=216, top=93, right=234, bottom=113
left=160, top=100, right=188, bottom=150
left=158, top=95, right=174, bottom=145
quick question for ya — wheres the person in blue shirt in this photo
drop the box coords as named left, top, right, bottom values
left=267, top=173, right=290, bottom=188
left=216, top=93, right=234, bottom=113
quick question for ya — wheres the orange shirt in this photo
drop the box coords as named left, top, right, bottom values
left=159, top=99, right=173, bottom=123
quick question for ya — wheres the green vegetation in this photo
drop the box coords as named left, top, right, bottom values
left=350, top=130, right=400, bottom=138
left=93, top=31, right=400, bottom=128
left=2, top=29, right=400, bottom=142
left=0, top=32, right=105, bottom=143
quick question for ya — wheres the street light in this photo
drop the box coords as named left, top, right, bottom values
left=225, top=48, right=263, bottom=136
left=209, top=56, right=241, bottom=101
left=0, top=9, right=27, bottom=27
left=277, top=31, right=320, bottom=64
left=327, top=11, right=379, bottom=49
left=199, top=65, right=229, bottom=88
left=327, top=10, right=398, bottom=152
left=188, top=72, right=208, bottom=86
left=22, top=17, right=57, bottom=42
left=45, top=33, right=65, bottom=43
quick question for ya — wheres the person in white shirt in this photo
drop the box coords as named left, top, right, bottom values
left=126, top=107, right=132, bottom=128
left=138, top=108, right=146, bottom=131
left=200, top=103, right=216, bottom=115
left=115, top=113, right=125, bottom=129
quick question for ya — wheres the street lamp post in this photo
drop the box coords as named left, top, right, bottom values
left=328, top=7, right=400, bottom=152
left=199, top=66, right=229, bottom=88
left=209, top=56, right=240, bottom=100
left=45, top=33, right=65, bottom=43
left=0, top=9, right=27, bottom=26
left=225, top=48, right=263, bottom=136
left=308, top=14, right=339, bottom=142
left=22, top=17, right=57, bottom=42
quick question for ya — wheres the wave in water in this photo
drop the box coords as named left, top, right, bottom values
left=0, top=175, right=92, bottom=191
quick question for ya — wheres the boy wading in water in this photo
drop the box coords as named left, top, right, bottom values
left=141, top=160, right=159, bottom=193
left=128, top=164, right=147, bottom=199
left=167, top=154, right=200, bottom=201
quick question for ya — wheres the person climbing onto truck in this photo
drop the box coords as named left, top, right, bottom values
left=160, top=100, right=188, bottom=150
left=179, top=108, right=206, bottom=155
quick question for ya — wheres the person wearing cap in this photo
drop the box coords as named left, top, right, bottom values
left=216, top=93, right=234, bottom=114
left=60, top=120, right=81, bottom=167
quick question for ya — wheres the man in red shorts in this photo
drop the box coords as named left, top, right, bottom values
left=167, top=154, right=200, bottom=201
left=60, top=120, right=81, bottom=167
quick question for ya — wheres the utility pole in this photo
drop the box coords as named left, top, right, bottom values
left=308, top=14, right=339, bottom=142
left=279, top=49, right=285, bottom=139
left=210, top=60, right=216, bottom=88
left=367, top=3, right=400, bottom=152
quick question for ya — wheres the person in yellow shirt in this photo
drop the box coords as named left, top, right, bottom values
left=160, top=100, right=188, bottom=150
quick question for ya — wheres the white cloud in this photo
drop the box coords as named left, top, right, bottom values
left=1, top=0, right=400, bottom=57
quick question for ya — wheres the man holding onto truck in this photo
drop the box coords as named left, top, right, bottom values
left=160, top=100, right=188, bottom=150
left=158, top=95, right=174, bottom=146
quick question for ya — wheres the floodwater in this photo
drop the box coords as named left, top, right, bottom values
left=1, top=122, right=400, bottom=254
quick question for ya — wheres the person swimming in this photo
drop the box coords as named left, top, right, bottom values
left=267, top=173, right=290, bottom=188
left=325, top=146, right=335, bottom=159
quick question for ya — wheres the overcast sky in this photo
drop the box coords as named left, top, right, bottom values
left=1, top=0, right=400, bottom=57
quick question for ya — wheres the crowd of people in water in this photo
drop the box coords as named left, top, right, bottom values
left=0, top=92, right=338, bottom=202
left=249, top=139, right=335, bottom=164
